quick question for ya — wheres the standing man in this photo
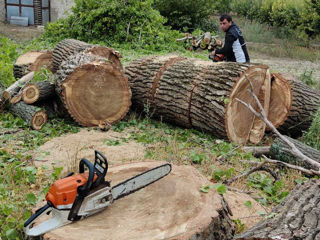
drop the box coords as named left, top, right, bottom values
left=211, top=14, right=250, bottom=63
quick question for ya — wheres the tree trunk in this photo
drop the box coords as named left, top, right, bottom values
left=56, top=51, right=131, bottom=127
left=22, top=81, right=55, bottom=104
left=9, top=101, right=47, bottom=130
left=13, top=51, right=53, bottom=78
left=269, top=73, right=320, bottom=137
left=236, top=179, right=320, bottom=240
left=42, top=161, right=235, bottom=240
left=125, top=55, right=271, bottom=144
left=270, top=136, right=320, bottom=171
left=52, top=39, right=122, bottom=71
left=2, top=71, right=35, bottom=100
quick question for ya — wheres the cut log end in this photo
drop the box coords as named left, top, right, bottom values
left=62, top=62, right=131, bottom=126
left=225, top=65, right=270, bottom=144
left=31, top=110, right=47, bottom=130
left=22, top=84, right=40, bottom=104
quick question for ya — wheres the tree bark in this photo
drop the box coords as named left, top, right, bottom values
left=0, top=88, right=5, bottom=113
left=56, top=51, right=131, bottom=127
left=269, top=73, right=320, bottom=137
left=22, top=81, right=55, bottom=104
left=9, top=101, right=47, bottom=130
left=52, top=39, right=122, bottom=72
left=125, top=55, right=271, bottom=144
left=270, top=136, right=320, bottom=171
left=236, top=179, right=320, bottom=240
left=2, top=71, right=35, bottom=100
left=42, top=161, right=235, bottom=240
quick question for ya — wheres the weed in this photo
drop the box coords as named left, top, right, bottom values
left=233, top=219, right=245, bottom=234
left=300, top=69, right=316, bottom=86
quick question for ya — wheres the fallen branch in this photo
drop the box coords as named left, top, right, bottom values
left=243, top=146, right=271, bottom=157
left=235, top=75, right=320, bottom=172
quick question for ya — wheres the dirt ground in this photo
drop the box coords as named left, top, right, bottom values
left=0, top=21, right=44, bottom=42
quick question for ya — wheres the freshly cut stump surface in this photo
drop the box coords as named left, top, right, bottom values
left=43, top=162, right=234, bottom=240
left=125, top=55, right=270, bottom=144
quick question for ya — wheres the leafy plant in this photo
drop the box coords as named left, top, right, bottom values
left=0, top=36, right=18, bottom=88
left=200, top=183, right=227, bottom=194
left=303, top=107, right=320, bottom=151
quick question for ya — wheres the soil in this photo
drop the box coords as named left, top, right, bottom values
left=0, top=21, right=44, bottom=42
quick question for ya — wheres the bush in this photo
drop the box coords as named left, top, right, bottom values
left=300, top=0, right=320, bottom=37
left=303, top=107, right=320, bottom=151
left=43, top=0, right=179, bottom=50
left=153, top=0, right=217, bottom=31
left=0, top=36, right=18, bottom=88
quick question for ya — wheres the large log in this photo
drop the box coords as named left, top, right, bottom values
left=268, top=73, right=320, bottom=137
left=13, top=51, right=53, bottom=78
left=270, top=136, right=320, bottom=170
left=125, top=55, right=271, bottom=144
left=22, top=81, right=55, bottom=104
left=9, top=101, right=47, bottom=130
left=52, top=39, right=122, bottom=71
left=2, top=71, right=35, bottom=100
left=56, top=51, right=131, bottom=127
left=236, top=179, right=320, bottom=240
left=42, top=161, right=235, bottom=240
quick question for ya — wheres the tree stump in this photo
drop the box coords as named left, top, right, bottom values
left=13, top=51, right=53, bottom=79
left=56, top=51, right=131, bottom=127
left=236, top=179, right=320, bottom=240
left=9, top=101, right=47, bottom=130
left=270, top=136, right=320, bottom=171
left=268, top=73, right=320, bottom=137
left=52, top=39, right=122, bottom=71
left=22, top=81, right=55, bottom=104
left=42, top=162, right=234, bottom=240
left=125, top=55, right=271, bottom=144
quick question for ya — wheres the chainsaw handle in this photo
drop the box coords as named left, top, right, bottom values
left=78, top=158, right=95, bottom=195
left=93, top=150, right=108, bottom=187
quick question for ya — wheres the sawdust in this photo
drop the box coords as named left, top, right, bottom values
left=33, top=128, right=146, bottom=175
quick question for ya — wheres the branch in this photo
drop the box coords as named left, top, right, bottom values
left=235, top=75, right=320, bottom=171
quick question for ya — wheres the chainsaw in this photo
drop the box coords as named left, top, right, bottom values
left=24, top=150, right=172, bottom=237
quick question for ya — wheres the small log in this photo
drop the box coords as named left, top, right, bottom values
left=125, top=55, right=271, bottom=144
left=52, top=39, right=122, bottom=71
left=22, top=81, right=55, bottom=104
left=236, top=179, right=320, bottom=239
left=9, top=101, right=47, bottom=130
left=10, top=94, right=22, bottom=104
left=270, top=136, right=320, bottom=170
left=42, top=162, right=235, bottom=240
left=2, top=71, right=35, bottom=100
left=56, top=51, right=131, bottom=127
left=269, top=73, right=320, bottom=137
left=203, top=32, right=211, bottom=45
left=243, top=146, right=271, bottom=157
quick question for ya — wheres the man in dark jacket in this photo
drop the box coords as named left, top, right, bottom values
left=212, top=14, right=250, bottom=63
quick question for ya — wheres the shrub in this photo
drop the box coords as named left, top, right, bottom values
left=153, top=0, right=217, bottom=31
left=0, top=36, right=18, bottom=87
left=299, top=0, right=320, bottom=37
left=43, top=0, right=179, bottom=50
left=303, top=107, right=320, bottom=151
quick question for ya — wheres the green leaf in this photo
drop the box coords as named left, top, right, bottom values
left=25, top=193, right=37, bottom=205
left=214, top=183, right=226, bottom=194
left=200, top=185, right=210, bottom=193
left=244, top=200, right=252, bottom=209
left=6, top=228, right=18, bottom=239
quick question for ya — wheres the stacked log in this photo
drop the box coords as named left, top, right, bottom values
left=54, top=40, right=131, bottom=127
left=125, top=55, right=271, bottom=144
left=236, top=179, right=320, bottom=240
left=22, top=81, right=55, bottom=104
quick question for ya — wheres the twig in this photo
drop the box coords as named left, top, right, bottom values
left=235, top=75, right=320, bottom=172
left=223, top=161, right=278, bottom=185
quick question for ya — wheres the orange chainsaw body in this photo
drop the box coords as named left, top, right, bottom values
left=46, top=173, right=97, bottom=208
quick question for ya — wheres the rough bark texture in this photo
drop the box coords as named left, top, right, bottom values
left=236, top=179, right=320, bottom=240
left=56, top=51, right=131, bottom=127
left=9, top=101, right=47, bottom=130
left=52, top=39, right=122, bottom=71
left=22, top=81, right=55, bottom=104
left=0, top=88, right=5, bottom=113
left=125, top=55, right=270, bottom=144
left=272, top=73, right=320, bottom=137
left=42, top=162, right=235, bottom=240
left=270, top=136, right=320, bottom=170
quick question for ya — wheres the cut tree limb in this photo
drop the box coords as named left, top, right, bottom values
left=236, top=179, right=320, bottom=239
left=22, top=81, right=55, bottom=104
left=125, top=55, right=270, bottom=144
left=270, top=136, right=320, bottom=171
left=9, top=101, right=47, bottom=130
left=2, top=71, right=35, bottom=100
